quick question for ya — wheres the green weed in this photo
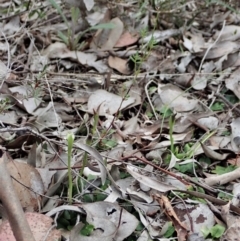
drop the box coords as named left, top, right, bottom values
left=201, top=224, right=225, bottom=239
left=0, top=98, right=12, bottom=113
left=67, top=133, right=75, bottom=204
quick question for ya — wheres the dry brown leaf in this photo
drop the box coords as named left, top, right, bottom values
left=87, top=89, right=135, bottom=116
left=158, top=83, right=198, bottom=112
left=90, top=17, right=124, bottom=50
left=115, top=31, right=139, bottom=48
left=6, top=159, right=44, bottom=211
left=108, top=56, right=131, bottom=75
left=158, top=195, right=188, bottom=241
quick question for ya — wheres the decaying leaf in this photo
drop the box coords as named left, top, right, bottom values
left=127, top=165, right=176, bottom=192
left=108, top=56, right=131, bottom=75
left=158, top=84, right=198, bottom=112
left=2, top=1, right=240, bottom=240
left=70, top=201, right=139, bottom=241
left=6, top=159, right=44, bottom=211
left=0, top=213, right=61, bottom=241
left=87, top=89, right=135, bottom=115
left=90, top=17, right=124, bottom=50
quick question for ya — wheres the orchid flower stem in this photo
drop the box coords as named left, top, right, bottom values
left=67, top=133, right=75, bottom=204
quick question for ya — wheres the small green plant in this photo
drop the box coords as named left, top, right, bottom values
left=217, top=191, right=233, bottom=201
left=0, top=97, right=11, bottom=113
left=201, top=224, right=225, bottom=239
left=80, top=222, right=95, bottom=236
left=163, top=222, right=175, bottom=238
left=160, top=106, right=173, bottom=118
left=164, top=114, right=194, bottom=168
left=164, top=114, right=220, bottom=174
left=57, top=210, right=78, bottom=230
left=26, top=67, right=47, bottom=104
left=212, top=165, right=237, bottom=175
left=67, top=133, right=75, bottom=204
left=174, top=162, right=196, bottom=174
left=211, top=101, right=224, bottom=111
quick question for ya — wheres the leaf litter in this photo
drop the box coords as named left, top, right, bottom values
left=1, top=0, right=240, bottom=240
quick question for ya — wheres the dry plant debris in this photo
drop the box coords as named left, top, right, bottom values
left=1, top=0, right=240, bottom=240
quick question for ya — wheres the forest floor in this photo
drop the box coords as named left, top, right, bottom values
left=1, top=0, right=240, bottom=240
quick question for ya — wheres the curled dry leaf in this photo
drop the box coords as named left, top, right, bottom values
left=200, top=41, right=240, bottom=59
left=108, top=56, right=131, bottom=75
left=6, top=160, right=44, bottom=211
left=90, top=17, right=124, bottom=50
left=87, top=89, right=135, bottom=116
left=76, top=201, right=139, bottom=241
left=29, top=102, right=62, bottom=132
left=213, top=25, right=240, bottom=42
left=126, top=188, right=153, bottom=203
left=74, top=141, right=107, bottom=185
left=114, top=31, right=139, bottom=48
left=175, top=54, right=193, bottom=73
left=127, top=165, right=175, bottom=192
left=183, top=32, right=206, bottom=53
left=220, top=203, right=240, bottom=241
left=42, top=42, right=108, bottom=72
left=226, top=66, right=240, bottom=99
left=209, top=136, right=231, bottom=149
left=158, top=195, right=188, bottom=241
left=205, top=167, right=240, bottom=186
left=141, top=28, right=181, bottom=44
left=158, top=83, right=198, bottom=112
left=200, top=142, right=231, bottom=161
